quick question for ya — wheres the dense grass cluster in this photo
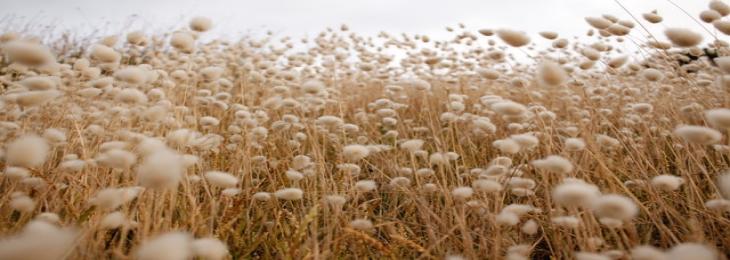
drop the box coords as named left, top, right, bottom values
left=1, top=1, right=730, bottom=259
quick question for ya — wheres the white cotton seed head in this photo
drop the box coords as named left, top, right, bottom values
left=58, top=159, right=86, bottom=172
left=136, top=232, right=193, bottom=260
left=592, top=194, right=639, bottom=220
left=355, top=180, right=378, bottom=192
left=472, top=179, right=503, bottom=193
left=537, top=61, right=567, bottom=86
left=291, top=155, right=312, bottom=170
left=170, top=32, right=195, bottom=53
left=3, top=41, right=55, bottom=66
left=643, top=11, right=663, bottom=23
left=664, top=28, right=703, bottom=47
left=10, top=195, right=35, bottom=213
left=674, top=125, right=722, bottom=145
left=510, top=133, right=539, bottom=150
left=596, top=134, right=621, bottom=149
left=705, top=108, right=730, bottom=128
left=521, top=219, right=538, bottom=235
left=200, top=116, right=220, bottom=127
left=551, top=216, right=581, bottom=228
left=400, top=139, right=424, bottom=153
left=429, top=152, right=451, bottom=166
left=531, top=155, right=573, bottom=174
left=706, top=198, right=730, bottom=211
left=496, top=212, right=520, bottom=226
left=337, top=163, right=361, bottom=176
left=714, top=20, right=730, bottom=36
left=204, top=171, right=239, bottom=188
left=89, top=187, right=142, bottom=210
left=96, top=149, right=137, bottom=169
left=492, top=101, right=526, bottom=115
left=574, top=252, right=610, bottom=260
left=286, top=170, right=304, bottom=182
left=274, top=187, right=304, bottom=200
left=342, top=144, right=370, bottom=161
left=349, top=219, right=374, bottom=232
left=701, top=10, right=722, bottom=23
left=631, top=245, right=666, bottom=260
left=650, top=175, right=684, bottom=191
left=452, top=187, right=473, bottom=200
left=552, top=180, right=600, bottom=208
left=253, top=192, right=271, bottom=202
left=17, top=76, right=57, bottom=90
left=136, top=149, right=184, bottom=189
left=16, top=89, right=60, bottom=106
left=126, top=31, right=146, bottom=45
left=190, top=17, right=213, bottom=32
left=35, top=212, right=60, bottom=224
left=717, top=172, right=730, bottom=199
left=3, top=166, right=30, bottom=180
left=564, top=138, right=586, bottom=151
left=389, top=176, right=411, bottom=187
left=667, top=243, right=717, bottom=260
left=585, top=17, right=613, bottom=29
left=710, top=0, right=730, bottom=16
left=114, top=67, right=147, bottom=85
left=539, top=31, right=558, bottom=39
left=6, top=135, right=49, bottom=168
left=200, top=66, right=224, bottom=82
left=166, top=129, right=199, bottom=148
left=116, top=88, right=148, bottom=104
left=642, top=68, right=664, bottom=82
left=608, top=55, right=629, bottom=69
left=632, top=103, right=654, bottom=114
left=100, top=211, right=127, bottom=229
left=324, top=195, right=347, bottom=208
left=43, top=128, right=66, bottom=144
left=493, top=139, right=521, bottom=154
left=0, top=220, right=76, bottom=260
left=496, top=29, right=530, bottom=47
left=191, top=238, right=229, bottom=260
left=445, top=255, right=467, bottom=260
left=90, top=44, right=120, bottom=63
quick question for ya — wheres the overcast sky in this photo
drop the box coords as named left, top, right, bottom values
left=0, top=0, right=719, bottom=45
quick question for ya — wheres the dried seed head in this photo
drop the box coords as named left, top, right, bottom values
left=591, top=194, right=638, bottom=220
left=355, top=180, right=378, bottom=192
left=204, top=171, right=239, bottom=188
left=650, top=175, right=684, bottom=191
left=531, top=155, right=573, bottom=174
left=710, top=0, right=730, bottom=16
left=136, top=149, right=184, bottom=189
left=667, top=243, right=717, bottom=260
left=452, top=187, right=474, bottom=200
left=349, top=218, right=374, bottom=233
left=190, top=17, right=213, bottom=32
left=342, top=144, right=370, bottom=161
left=537, top=61, right=567, bottom=86
left=674, top=125, right=722, bottom=145
left=6, top=135, right=49, bottom=168
left=664, top=28, right=703, bottom=47
left=274, top=187, right=304, bottom=200
left=3, top=40, right=55, bottom=66
left=496, top=29, right=530, bottom=47
left=191, top=237, right=229, bottom=260
left=552, top=180, right=600, bottom=208
left=136, top=232, right=193, bottom=260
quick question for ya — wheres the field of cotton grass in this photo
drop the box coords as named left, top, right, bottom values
left=1, top=1, right=730, bottom=259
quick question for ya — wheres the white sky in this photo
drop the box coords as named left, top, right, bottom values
left=0, top=0, right=722, bottom=47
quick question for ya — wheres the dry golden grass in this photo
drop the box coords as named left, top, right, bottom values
left=1, top=2, right=730, bottom=259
